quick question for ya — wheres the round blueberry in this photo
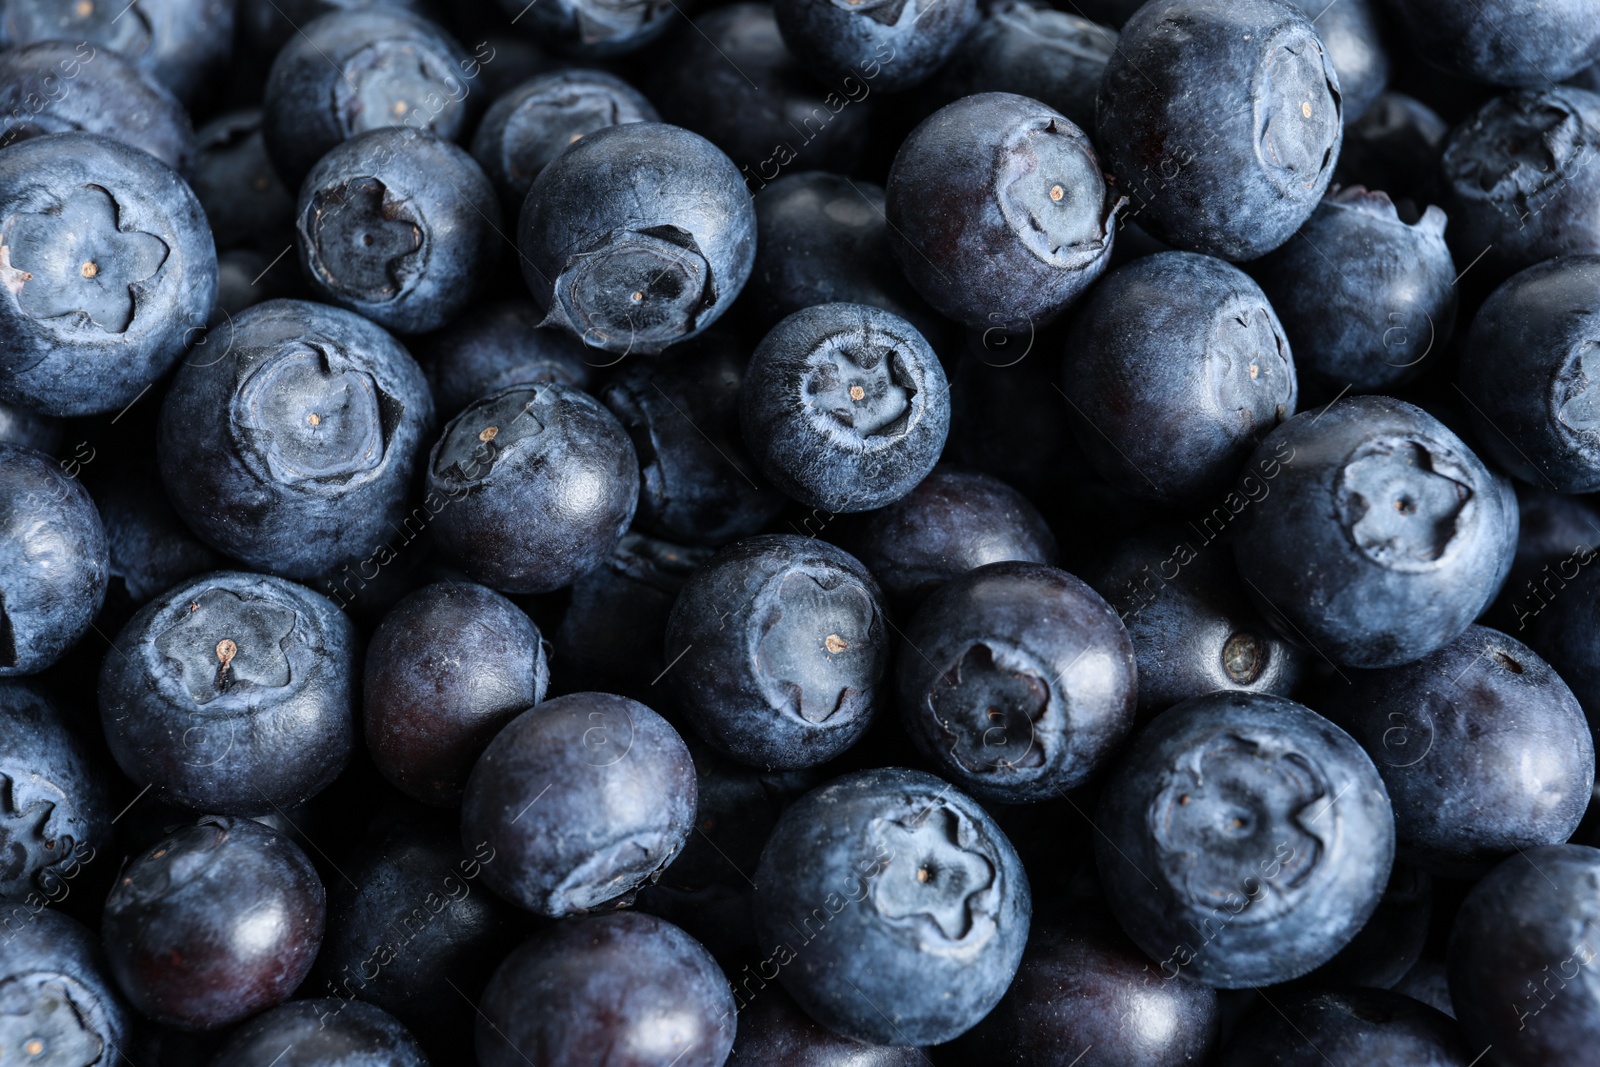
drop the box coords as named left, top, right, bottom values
left=0, top=400, right=60, bottom=455
left=772, top=0, right=975, bottom=94
left=0, top=909, right=130, bottom=1066
left=1284, top=0, right=1387, bottom=122
left=1385, top=0, right=1600, bottom=87
left=419, top=298, right=596, bottom=421
left=211, top=999, right=427, bottom=1067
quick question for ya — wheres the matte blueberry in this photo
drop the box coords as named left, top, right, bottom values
left=210, top=999, right=428, bottom=1067
left=1219, top=988, right=1468, bottom=1066
left=1385, top=0, right=1600, bottom=87
left=418, top=298, right=595, bottom=421
left=238, top=0, right=439, bottom=62
left=1095, top=692, right=1395, bottom=988
left=99, top=570, right=356, bottom=815
left=1284, top=0, right=1388, bottom=122
left=492, top=0, right=671, bottom=56
left=773, top=0, right=975, bottom=94
left=0, top=400, right=59, bottom=454
left=935, top=2, right=1114, bottom=133
left=1304, top=862, right=1433, bottom=991
left=91, top=457, right=224, bottom=608
left=0, top=909, right=130, bottom=1066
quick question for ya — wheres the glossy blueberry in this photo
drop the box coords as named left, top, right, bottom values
left=1284, top=0, right=1387, bottom=122
left=0, top=443, right=107, bottom=676
left=646, top=3, right=873, bottom=181
left=1231, top=395, right=1517, bottom=669
left=0, top=682, right=108, bottom=901
left=99, top=570, right=356, bottom=815
left=935, top=2, right=1114, bottom=133
left=365, top=581, right=549, bottom=806
left=1095, top=692, right=1395, bottom=988
left=0, top=133, right=217, bottom=417
left=1219, top=988, right=1467, bottom=1066
left=262, top=10, right=471, bottom=190
left=211, top=999, right=427, bottom=1067
left=519, top=121, right=755, bottom=355
left=1385, top=0, right=1600, bottom=87
left=727, top=987, right=920, bottom=1066
left=0, top=0, right=232, bottom=103
left=845, top=465, right=1057, bottom=611
left=1459, top=256, right=1600, bottom=492
left=897, top=561, right=1136, bottom=802
left=1086, top=523, right=1305, bottom=714
left=601, top=336, right=786, bottom=547
left=471, top=69, right=656, bottom=208
left=1333, top=93, right=1449, bottom=211
left=418, top=298, right=594, bottom=420
left=1439, top=88, right=1600, bottom=282
left=1097, top=0, right=1341, bottom=261
left=0, top=42, right=192, bottom=171
left=477, top=912, right=734, bottom=1067
left=948, top=911, right=1220, bottom=1067
left=0, top=400, right=58, bottom=454
left=1060, top=252, right=1297, bottom=507
left=886, top=92, right=1118, bottom=332
left=157, top=298, right=434, bottom=582
left=665, top=535, right=888, bottom=770
left=773, top=0, right=974, bottom=94
left=295, top=127, right=499, bottom=334
left=752, top=767, right=1030, bottom=1045
left=741, top=303, right=949, bottom=514
left=189, top=109, right=294, bottom=253
left=91, top=457, right=223, bottom=609
left=424, top=382, right=638, bottom=594
left=101, top=816, right=325, bottom=1030
left=461, top=692, right=696, bottom=917
left=0, top=909, right=130, bottom=1066
left=1448, top=845, right=1600, bottom=1066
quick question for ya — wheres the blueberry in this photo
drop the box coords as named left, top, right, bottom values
left=210, top=999, right=428, bottom=1067
left=294, top=127, right=500, bottom=334
left=0, top=133, right=217, bottom=418
left=772, top=0, right=975, bottom=94
left=740, top=303, right=950, bottom=514
left=896, top=561, right=1136, bottom=803
left=470, top=69, right=657, bottom=209
left=1230, top=395, right=1517, bottom=669
left=237, top=0, right=438, bottom=64
left=157, top=298, right=435, bottom=583
left=1284, top=0, right=1388, bottom=122
left=461, top=692, right=696, bottom=917
left=189, top=110, right=294, bottom=253
left=885, top=92, right=1119, bottom=332
left=1448, top=845, right=1600, bottom=1066
left=101, top=815, right=325, bottom=1029
left=1333, top=93, right=1449, bottom=211
left=90, top=457, right=224, bottom=609
left=0, top=400, right=60, bottom=455
left=1219, top=987, right=1468, bottom=1066
left=0, top=909, right=130, bottom=1066
left=1527, top=564, right=1600, bottom=731
left=664, top=534, right=889, bottom=770
left=1095, top=691, right=1395, bottom=988
left=726, top=986, right=921, bottom=1065
left=1304, top=862, right=1433, bottom=991
left=424, top=382, right=638, bottom=594
left=1085, top=523, right=1306, bottom=714
left=418, top=297, right=595, bottom=421
left=98, top=570, right=356, bottom=815
left=1396, top=958, right=1456, bottom=1019
left=494, top=0, right=670, bottom=57
left=0, top=42, right=193, bottom=172
left=1097, top=0, right=1341, bottom=261
left=518, top=121, right=755, bottom=355
left=751, top=767, right=1031, bottom=1045
left=364, top=581, right=549, bottom=806
left=262, top=10, right=472, bottom=190
left=477, top=912, right=735, bottom=1067
left=1485, top=485, right=1600, bottom=635
left=1385, top=0, right=1600, bottom=87
left=1060, top=251, right=1297, bottom=507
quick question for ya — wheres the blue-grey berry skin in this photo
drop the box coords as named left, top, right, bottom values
left=262, top=10, right=472, bottom=190
left=1385, top=0, right=1600, bottom=87
left=1231, top=395, right=1517, bottom=670
left=1439, top=89, right=1600, bottom=284
left=1095, top=692, right=1395, bottom=989
left=0, top=682, right=109, bottom=901
left=665, top=534, right=889, bottom=771
left=98, top=570, right=357, bottom=815
left=493, top=0, right=671, bottom=57
left=752, top=768, right=1031, bottom=1046
left=773, top=0, right=975, bottom=94
left=419, top=298, right=596, bottom=421
left=518, top=122, right=755, bottom=356
left=727, top=986, right=923, bottom=1066
left=0, top=133, right=217, bottom=418
left=0, top=443, right=108, bottom=677
left=1251, top=188, right=1456, bottom=401
left=1458, top=256, right=1600, bottom=493
left=1218, top=988, right=1467, bottom=1066
left=211, top=1000, right=428, bottom=1067
left=424, top=382, right=639, bottom=594
left=1284, top=0, right=1387, bottom=122
left=1096, top=0, right=1342, bottom=262
left=157, top=299, right=434, bottom=582
left=886, top=92, right=1119, bottom=333
left=461, top=693, right=697, bottom=917
left=741, top=303, right=949, bottom=514
left=476, top=913, right=735, bottom=1067
left=1334, top=92, right=1449, bottom=209
left=1060, top=252, right=1297, bottom=508
left=0, top=400, right=59, bottom=454
left=295, top=128, right=501, bottom=335
left=1528, top=565, right=1600, bottom=733
left=1448, top=845, right=1600, bottom=1067
left=191, top=110, right=295, bottom=252
left=1322, top=625, right=1593, bottom=879
left=0, top=909, right=131, bottom=1065
left=897, top=561, right=1137, bottom=803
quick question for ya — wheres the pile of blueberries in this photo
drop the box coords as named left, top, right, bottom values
left=5, top=0, right=1600, bottom=1061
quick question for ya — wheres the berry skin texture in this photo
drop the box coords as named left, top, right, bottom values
left=773, top=0, right=976, bottom=94
left=210, top=999, right=428, bottom=1067
left=0, top=909, right=131, bottom=1065
left=1096, top=0, right=1342, bottom=261
left=1385, top=0, right=1600, bottom=87
left=886, top=92, right=1119, bottom=332
left=419, top=297, right=596, bottom=421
